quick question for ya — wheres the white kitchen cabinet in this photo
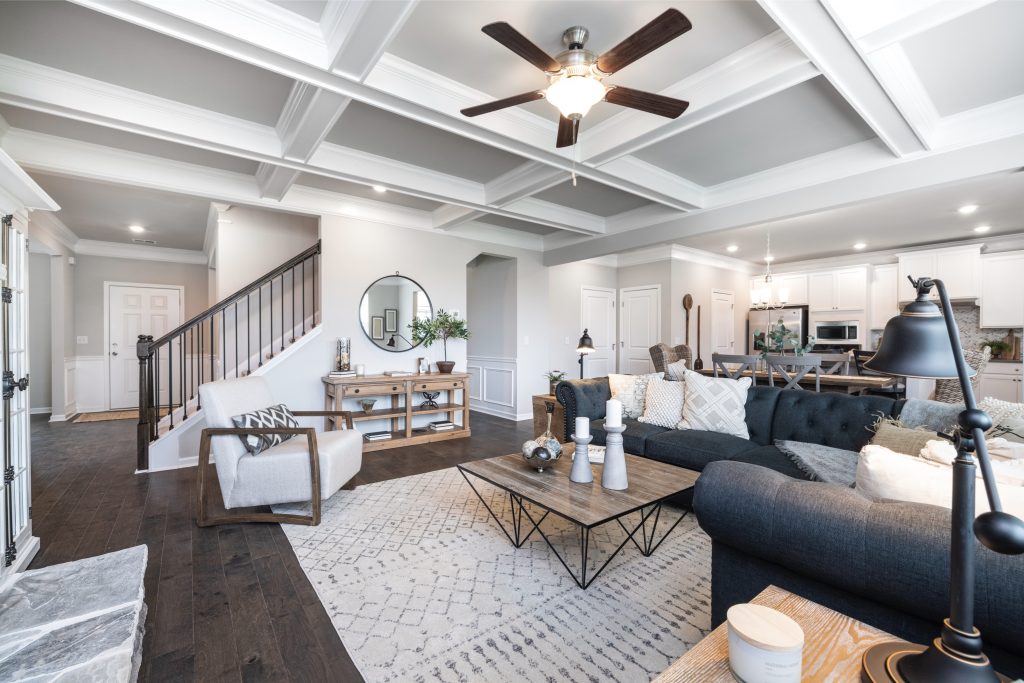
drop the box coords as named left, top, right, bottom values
left=870, top=264, right=899, bottom=329
left=898, top=246, right=980, bottom=302
left=980, top=363, right=1023, bottom=403
left=749, top=272, right=808, bottom=307
left=980, top=252, right=1024, bottom=328
left=808, top=267, right=867, bottom=312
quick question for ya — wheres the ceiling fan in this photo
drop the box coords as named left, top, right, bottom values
left=460, top=9, right=692, bottom=148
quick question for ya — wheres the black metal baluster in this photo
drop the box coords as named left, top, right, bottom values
left=280, top=274, right=285, bottom=352
left=302, top=259, right=306, bottom=334
left=168, top=341, right=174, bottom=430
left=291, top=267, right=296, bottom=342
left=312, top=253, right=317, bottom=326
left=258, top=283, right=263, bottom=366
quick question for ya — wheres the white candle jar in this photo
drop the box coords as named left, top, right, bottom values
left=727, top=603, right=803, bottom=683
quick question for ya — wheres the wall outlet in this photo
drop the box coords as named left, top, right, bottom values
left=77, top=336, right=88, bottom=345
left=564, top=336, right=570, bottom=345
left=523, top=335, right=529, bottom=346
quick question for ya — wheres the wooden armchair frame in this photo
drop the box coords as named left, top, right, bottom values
left=196, top=410, right=354, bottom=528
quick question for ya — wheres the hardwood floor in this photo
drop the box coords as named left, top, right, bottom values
left=29, top=412, right=534, bottom=682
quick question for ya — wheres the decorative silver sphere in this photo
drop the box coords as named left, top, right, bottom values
left=521, top=438, right=562, bottom=472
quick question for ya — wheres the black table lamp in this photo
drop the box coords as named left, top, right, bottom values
left=861, top=277, right=1024, bottom=683
left=576, top=329, right=595, bottom=379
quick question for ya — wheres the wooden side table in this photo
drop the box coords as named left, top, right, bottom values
left=653, top=585, right=906, bottom=682
left=532, top=394, right=564, bottom=438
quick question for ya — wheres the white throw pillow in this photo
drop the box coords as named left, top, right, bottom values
left=665, top=359, right=688, bottom=381
left=679, top=369, right=751, bottom=438
left=856, top=445, right=1024, bottom=518
left=638, top=377, right=686, bottom=429
left=608, top=372, right=663, bottom=419
left=979, top=396, right=1024, bottom=432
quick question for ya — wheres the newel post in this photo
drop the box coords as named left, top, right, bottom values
left=136, top=335, right=154, bottom=472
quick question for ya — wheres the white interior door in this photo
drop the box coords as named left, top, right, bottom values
left=711, top=290, right=736, bottom=356
left=109, top=285, right=182, bottom=410
left=619, top=286, right=661, bottom=374
left=580, top=286, right=615, bottom=378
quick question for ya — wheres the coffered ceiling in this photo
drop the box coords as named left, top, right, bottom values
left=2, top=0, right=1022, bottom=262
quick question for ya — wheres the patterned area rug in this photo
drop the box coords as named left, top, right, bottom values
left=276, top=467, right=711, bottom=683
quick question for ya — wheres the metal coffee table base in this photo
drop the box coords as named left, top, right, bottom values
left=459, top=469, right=689, bottom=589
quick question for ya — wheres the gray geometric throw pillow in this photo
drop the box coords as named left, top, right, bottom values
left=231, top=404, right=299, bottom=455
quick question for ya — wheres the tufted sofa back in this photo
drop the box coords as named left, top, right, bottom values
left=765, top=388, right=901, bottom=451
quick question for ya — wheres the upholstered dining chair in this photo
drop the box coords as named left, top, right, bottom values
left=712, top=353, right=759, bottom=385
left=649, top=343, right=692, bottom=374
left=765, top=354, right=823, bottom=391
left=196, top=376, right=362, bottom=527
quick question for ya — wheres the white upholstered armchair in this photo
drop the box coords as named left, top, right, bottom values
left=196, top=376, right=362, bottom=527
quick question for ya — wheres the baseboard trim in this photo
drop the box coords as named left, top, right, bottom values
left=30, top=407, right=52, bottom=415
left=137, top=454, right=199, bottom=474
left=49, top=413, right=67, bottom=422
left=469, top=404, right=519, bottom=422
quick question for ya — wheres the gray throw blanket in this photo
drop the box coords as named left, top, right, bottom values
left=775, top=440, right=859, bottom=487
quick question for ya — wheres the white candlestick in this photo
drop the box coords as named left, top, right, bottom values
left=605, top=399, right=623, bottom=428
left=575, top=416, right=590, bottom=439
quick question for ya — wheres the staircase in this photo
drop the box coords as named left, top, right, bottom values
left=135, top=242, right=321, bottom=471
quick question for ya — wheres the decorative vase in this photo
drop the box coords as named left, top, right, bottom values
left=336, top=337, right=351, bottom=372
left=359, top=399, right=376, bottom=414
left=549, top=381, right=558, bottom=396
left=522, top=403, right=562, bottom=472
left=437, top=360, right=456, bottom=374
left=601, top=424, right=628, bottom=490
left=569, top=433, right=593, bottom=484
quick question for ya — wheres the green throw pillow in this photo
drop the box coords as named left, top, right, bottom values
left=869, top=420, right=937, bottom=457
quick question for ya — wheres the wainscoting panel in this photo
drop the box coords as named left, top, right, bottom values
left=74, top=356, right=106, bottom=414
left=466, top=356, right=517, bottom=420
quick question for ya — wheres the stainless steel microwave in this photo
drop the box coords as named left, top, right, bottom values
left=815, top=320, right=859, bottom=343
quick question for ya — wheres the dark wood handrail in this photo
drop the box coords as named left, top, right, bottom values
left=150, top=241, right=320, bottom=348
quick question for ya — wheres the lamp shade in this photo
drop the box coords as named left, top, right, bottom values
left=576, top=329, right=595, bottom=354
left=864, top=295, right=975, bottom=380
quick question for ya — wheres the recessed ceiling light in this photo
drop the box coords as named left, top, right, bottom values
left=372, top=185, right=387, bottom=193
left=974, top=224, right=991, bottom=233
left=853, top=242, right=866, bottom=250
left=764, top=254, right=775, bottom=263
left=726, top=244, right=738, bottom=253
left=958, top=204, right=979, bottom=215
left=129, top=225, right=144, bottom=233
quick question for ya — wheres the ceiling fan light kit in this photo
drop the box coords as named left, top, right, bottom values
left=461, top=10, right=692, bottom=148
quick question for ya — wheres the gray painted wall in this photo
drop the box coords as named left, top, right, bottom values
left=466, top=255, right=516, bottom=359
left=73, top=255, right=211, bottom=356
left=547, top=261, right=618, bottom=376
left=29, top=253, right=51, bottom=410
left=669, top=260, right=751, bottom=363
left=215, top=206, right=318, bottom=299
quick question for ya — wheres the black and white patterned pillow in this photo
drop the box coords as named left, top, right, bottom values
left=231, top=404, right=299, bottom=455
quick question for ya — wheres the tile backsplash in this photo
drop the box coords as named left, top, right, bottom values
left=952, top=303, right=1021, bottom=360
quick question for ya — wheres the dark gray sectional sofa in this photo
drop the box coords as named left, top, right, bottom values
left=555, top=377, right=1024, bottom=677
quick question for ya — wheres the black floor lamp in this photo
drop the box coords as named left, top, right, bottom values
left=576, top=329, right=595, bottom=379
left=862, top=277, right=1024, bottom=683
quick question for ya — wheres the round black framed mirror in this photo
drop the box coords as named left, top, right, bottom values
left=358, top=274, right=432, bottom=352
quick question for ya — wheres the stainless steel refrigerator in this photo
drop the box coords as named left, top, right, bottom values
left=747, top=306, right=808, bottom=354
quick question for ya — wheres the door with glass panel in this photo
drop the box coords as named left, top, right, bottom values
left=1, top=213, right=32, bottom=574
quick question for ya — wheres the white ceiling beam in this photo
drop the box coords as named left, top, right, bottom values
left=484, top=162, right=566, bottom=207
left=322, top=0, right=418, bottom=80
left=824, top=0, right=997, bottom=53
left=432, top=205, right=486, bottom=231
left=277, top=82, right=350, bottom=163
left=543, top=130, right=1024, bottom=266
left=254, top=163, right=300, bottom=201
left=756, top=0, right=925, bottom=157
left=581, top=32, right=818, bottom=165
left=68, top=1, right=703, bottom=211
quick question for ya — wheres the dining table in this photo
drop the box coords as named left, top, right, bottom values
left=696, top=367, right=898, bottom=395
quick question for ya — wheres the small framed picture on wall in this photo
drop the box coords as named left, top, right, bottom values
left=384, top=308, right=398, bottom=333
left=371, top=316, right=384, bottom=340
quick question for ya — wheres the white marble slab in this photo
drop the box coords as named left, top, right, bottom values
left=0, top=545, right=148, bottom=682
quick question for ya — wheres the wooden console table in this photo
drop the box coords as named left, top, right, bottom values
left=322, top=373, right=470, bottom=451
left=653, top=585, right=904, bottom=682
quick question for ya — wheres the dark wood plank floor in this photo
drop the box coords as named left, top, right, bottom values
left=29, top=412, right=534, bottom=682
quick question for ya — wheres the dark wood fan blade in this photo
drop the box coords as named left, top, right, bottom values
left=604, top=86, right=689, bottom=118
left=461, top=91, right=545, bottom=117
left=482, top=22, right=561, bottom=73
left=556, top=116, right=579, bottom=148
left=596, top=9, right=692, bottom=75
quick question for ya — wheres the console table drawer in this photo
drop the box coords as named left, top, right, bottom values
left=346, top=383, right=403, bottom=396
left=415, top=379, right=463, bottom=392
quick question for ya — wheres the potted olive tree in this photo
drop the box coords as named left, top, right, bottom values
left=410, top=309, right=470, bottom=374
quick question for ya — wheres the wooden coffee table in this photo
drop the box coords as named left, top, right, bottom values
left=458, top=450, right=698, bottom=589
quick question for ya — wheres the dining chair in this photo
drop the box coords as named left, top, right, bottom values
left=818, top=351, right=853, bottom=375
left=765, top=354, right=822, bottom=392
left=649, top=343, right=692, bottom=374
left=196, top=376, right=362, bottom=527
left=712, top=353, right=759, bottom=386
left=853, top=349, right=907, bottom=400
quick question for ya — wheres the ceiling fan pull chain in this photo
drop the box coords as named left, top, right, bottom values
left=572, top=140, right=579, bottom=187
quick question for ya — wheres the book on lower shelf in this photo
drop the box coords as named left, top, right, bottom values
left=428, top=420, right=456, bottom=432
left=363, top=431, right=393, bottom=441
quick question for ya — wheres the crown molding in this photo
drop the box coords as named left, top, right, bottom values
left=670, top=245, right=755, bottom=273
left=451, top=221, right=545, bottom=252
left=0, top=146, right=59, bottom=212
left=27, top=210, right=77, bottom=254
left=75, top=239, right=208, bottom=265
